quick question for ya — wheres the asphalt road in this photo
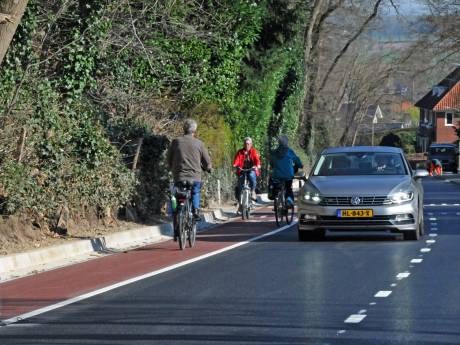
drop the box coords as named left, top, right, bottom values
left=1, top=176, right=460, bottom=344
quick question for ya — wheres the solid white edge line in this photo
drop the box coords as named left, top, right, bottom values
left=1, top=222, right=295, bottom=326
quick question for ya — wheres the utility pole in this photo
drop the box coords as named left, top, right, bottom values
left=372, top=112, right=378, bottom=146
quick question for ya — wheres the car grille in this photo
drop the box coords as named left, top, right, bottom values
left=300, top=214, right=414, bottom=226
left=319, top=196, right=391, bottom=206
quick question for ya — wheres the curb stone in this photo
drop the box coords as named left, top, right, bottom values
left=0, top=195, right=271, bottom=283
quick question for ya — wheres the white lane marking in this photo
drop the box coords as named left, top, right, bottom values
left=430, top=223, right=437, bottom=226
left=425, top=204, right=460, bottom=207
left=430, top=228, right=438, bottom=231
left=358, top=309, right=367, bottom=314
left=396, top=272, right=410, bottom=280
left=0, top=222, right=295, bottom=326
left=457, top=212, right=460, bottom=215
left=411, top=259, right=423, bottom=263
left=428, top=212, right=434, bottom=215
left=429, top=233, right=438, bottom=237
left=390, top=283, right=397, bottom=287
left=344, top=314, right=366, bottom=324
left=421, top=248, right=431, bottom=253
left=375, top=291, right=392, bottom=298
left=260, top=215, right=267, bottom=219
left=337, top=330, right=346, bottom=334
left=429, top=217, right=437, bottom=221
left=369, top=302, right=377, bottom=305
left=426, top=239, right=436, bottom=244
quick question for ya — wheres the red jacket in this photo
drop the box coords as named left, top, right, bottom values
left=233, top=148, right=261, bottom=176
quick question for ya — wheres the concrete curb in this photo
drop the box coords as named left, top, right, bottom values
left=0, top=206, right=240, bottom=283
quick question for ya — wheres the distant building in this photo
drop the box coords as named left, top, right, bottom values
left=415, top=67, right=460, bottom=152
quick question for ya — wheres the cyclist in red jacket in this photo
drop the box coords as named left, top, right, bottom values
left=233, top=137, right=261, bottom=204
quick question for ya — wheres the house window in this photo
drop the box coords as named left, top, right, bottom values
left=445, top=112, right=454, bottom=126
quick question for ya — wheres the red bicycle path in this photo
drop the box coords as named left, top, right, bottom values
left=0, top=209, right=288, bottom=322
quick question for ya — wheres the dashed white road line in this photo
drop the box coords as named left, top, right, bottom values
left=390, top=283, right=397, bottom=287
left=411, top=259, right=423, bottom=263
left=358, top=309, right=367, bottom=314
left=396, top=272, right=411, bottom=280
left=374, top=291, right=392, bottom=298
left=426, top=239, right=436, bottom=244
left=344, top=314, right=367, bottom=324
left=429, top=233, right=438, bottom=237
left=420, top=248, right=431, bottom=253
left=429, top=217, right=437, bottom=221
left=369, top=302, right=377, bottom=305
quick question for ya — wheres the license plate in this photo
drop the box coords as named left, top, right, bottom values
left=338, top=209, right=373, bottom=218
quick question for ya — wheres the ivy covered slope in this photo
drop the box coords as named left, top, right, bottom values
left=0, top=0, right=309, bottom=227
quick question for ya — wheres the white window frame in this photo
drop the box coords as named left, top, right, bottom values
left=420, top=109, right=426, bottom=123
left=445, top=112, right=454, bottom=126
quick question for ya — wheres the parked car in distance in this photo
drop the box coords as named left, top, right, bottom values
left=298, top=146, right=429, bottom=241
left=427, top=143, right=458, bottom=173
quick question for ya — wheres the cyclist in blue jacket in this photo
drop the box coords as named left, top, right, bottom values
left=269, top=135, right=303, bottom=207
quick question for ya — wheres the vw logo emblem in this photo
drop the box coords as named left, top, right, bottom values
left=351, top=196, right=362, bottom=205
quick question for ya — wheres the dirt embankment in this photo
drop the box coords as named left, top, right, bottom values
left=0, top=213, right=160, bottom=256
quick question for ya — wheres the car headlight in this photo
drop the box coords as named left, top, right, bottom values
left=390, top=191, right=414, bottom=204
left=302, top=190, right=322, bottom=204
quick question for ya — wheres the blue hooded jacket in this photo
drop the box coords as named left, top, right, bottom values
left=270, top=145, right=303, bottom=180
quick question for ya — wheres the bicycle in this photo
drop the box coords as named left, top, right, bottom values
left=272, top=179, right=294, bottom=227
left=238, top=168, right=255, bottom=220
left=173, top=181, right=197, bottom=250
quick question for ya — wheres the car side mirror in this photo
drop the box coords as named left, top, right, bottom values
left=414, top=169, right=429, bottom=179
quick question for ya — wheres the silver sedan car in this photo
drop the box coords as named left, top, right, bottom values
left=298, top=146, right=429, bottom=241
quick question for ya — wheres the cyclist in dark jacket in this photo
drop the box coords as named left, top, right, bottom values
left=269, top=135, right=303, bottom=207
left=167, top=119, right=212, bottom=222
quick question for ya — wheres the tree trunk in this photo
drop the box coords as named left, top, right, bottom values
left=0, top=0, right=29, bottom=67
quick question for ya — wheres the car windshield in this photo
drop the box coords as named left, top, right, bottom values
left=429, top=147, right=454, bottom=154
left=313, top=152, right=407, bottom=176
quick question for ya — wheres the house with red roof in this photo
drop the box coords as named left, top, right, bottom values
left=415, top=67, right=460, bottom=152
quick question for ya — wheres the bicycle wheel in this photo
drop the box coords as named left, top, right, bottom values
left=178, top=206, right=187, bottom=250
left=274, top=195, right=283, bottom=227
left=285, top=198, right=294, bottom=224
left=188, top=219, right=196, bottom=248
left=241, top=189, right=249, bottom=220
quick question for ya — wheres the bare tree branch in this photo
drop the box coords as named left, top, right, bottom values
left=317, top=0, right=385, bottom=94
